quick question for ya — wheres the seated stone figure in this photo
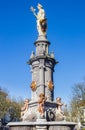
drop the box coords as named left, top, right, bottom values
left=21, top=99, right=29, bottom=119
left=38, top=93, right=47, bottom=118
left=55, top=97, right=66, bottom=121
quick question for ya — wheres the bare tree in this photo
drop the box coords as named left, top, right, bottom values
left=70, top=80, right=85, bottom=122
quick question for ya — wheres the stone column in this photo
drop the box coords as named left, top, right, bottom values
left=39, top=64, right=45, bottom=94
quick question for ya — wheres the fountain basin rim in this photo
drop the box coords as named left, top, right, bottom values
left=7, top=121, right=77, bottom=126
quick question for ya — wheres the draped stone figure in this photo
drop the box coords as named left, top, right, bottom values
left=21, top=99, right=29, bottom=120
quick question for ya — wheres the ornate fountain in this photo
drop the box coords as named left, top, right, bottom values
left=8, top=3, right=76, bottom=130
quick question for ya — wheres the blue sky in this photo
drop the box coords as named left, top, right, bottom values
left=0, top=0, right=85, bottom=104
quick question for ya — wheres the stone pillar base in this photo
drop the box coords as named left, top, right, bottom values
left=8, top=121, right=76, bottom=130
left=36, top=125, right=47, bottom=130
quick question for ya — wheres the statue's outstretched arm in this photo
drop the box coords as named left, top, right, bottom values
left=30, top=6, right=37, bottom=19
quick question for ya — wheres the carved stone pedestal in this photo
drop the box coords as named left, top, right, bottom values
left=22, top=100, right=57, bottom=121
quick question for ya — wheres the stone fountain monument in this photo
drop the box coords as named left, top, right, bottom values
left=8, top=3, right=76, bottom=130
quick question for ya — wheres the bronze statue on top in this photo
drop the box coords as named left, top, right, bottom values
left=30, top=3, right=47, bottom=36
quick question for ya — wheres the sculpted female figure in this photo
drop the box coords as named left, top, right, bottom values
left=21, top=99, right=29, bottom=119
left=56, top=97, right=64, bottom=115
left=55, top=97, right=67, bottom=120
left=30, top=3, right=47, bottom=36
